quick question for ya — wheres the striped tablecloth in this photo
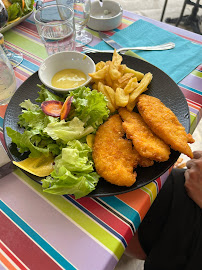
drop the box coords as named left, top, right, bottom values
left=0, top=10, right=202, bottom=270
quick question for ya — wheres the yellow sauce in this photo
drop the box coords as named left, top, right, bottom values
left=51, top=69, right=87, bottom=89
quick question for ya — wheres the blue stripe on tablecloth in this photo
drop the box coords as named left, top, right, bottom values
left=100, top=196, right=141, bottom=230
left=0, top=117, right=3, bottom=129
left=0, top=200, right=77, bottom=270
left=20, top=58, right=39, bottom=73
left=178, top=83, right=202, bottom=95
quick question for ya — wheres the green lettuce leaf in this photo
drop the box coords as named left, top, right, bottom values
left=44, top=117, right=94, bottom=143
left=7, top=0, right=34, bottom=21
left=70, top=86, right=110, bottom=129
left=36, top=84, right=64, bottom=103
left=18, top=99, right=59, bottom=132
left=42, top=140, right=99, bottom=198
left=23, top=0, right=34, bottom=13
left=42, top=170, right=99, bottom=199
left=7, top=3, right=22, bottom=21
left=54, top=140, right=93, bottom=173
left=6, top=127, right=50, bottom=157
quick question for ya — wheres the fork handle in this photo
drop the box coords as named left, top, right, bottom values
left=118, top=42, right=175, bottom=52
left=84, top=42, right=175, bottom=54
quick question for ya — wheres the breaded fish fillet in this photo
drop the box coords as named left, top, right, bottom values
left=92, top=114, right=138, bottom=187
left=137, top=94, right=194, bottom=158
left=119, top=108, right=171, bottom=162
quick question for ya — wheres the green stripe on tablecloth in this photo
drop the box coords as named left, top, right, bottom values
left=3, top=31, right=47, bottom=59
left=190, top=113, right=197, bottom=134
left=14, top=169, right=124, bottom=259
left=124, top=50, right=145, bottom=60
left=191, top=70, right=202, bottom=78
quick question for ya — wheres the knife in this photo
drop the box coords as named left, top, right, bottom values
left=99, top=32, right=122, bottom=50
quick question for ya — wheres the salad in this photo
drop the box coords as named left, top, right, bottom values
left=6, top=84, right=110, bottom=199
left=2, top=0, right=34, bottom=23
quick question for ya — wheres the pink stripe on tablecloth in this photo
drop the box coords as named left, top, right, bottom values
left=0, top=241, right=29, bottom=270
left=197, top=65, right=202, bottom=71
left=180, top=86, right=202, bottom=105
left=77, top=197, right=133, bottom=244
left=15, top=28, right=42, bottom=43
left=187, top=99, right=202, bottom=111
left=155, top=177, right=161, bottom=191
left=0, top=175, right=118, bottom=270
left=181, top=74, right=202, bottom=92
left=19, top=21, right=37, bottom=31
left=188, top=104, right=201, bottom=115
left=0, top=211, right=63, bottom=270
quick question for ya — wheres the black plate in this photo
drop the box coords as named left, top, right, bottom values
left=3, top=53, right=190, bottom=197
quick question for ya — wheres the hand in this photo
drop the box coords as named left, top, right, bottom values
left=184, top=151, right=202, bottom=208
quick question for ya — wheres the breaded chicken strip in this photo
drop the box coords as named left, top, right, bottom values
left=137, top=94, right=194, bottom=158
left=138, top=154, right=154, bottom=167
left=119, top=108, right=171, bottom=162
left=92, top=114, right=138, bottom=187
left=132, top=148, right=154, bottom=167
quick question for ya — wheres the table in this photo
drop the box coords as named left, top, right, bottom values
left=0, top=10, right=202, bottom=270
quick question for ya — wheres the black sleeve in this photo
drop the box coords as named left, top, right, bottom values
left=138, top=169, right=202, bottom=270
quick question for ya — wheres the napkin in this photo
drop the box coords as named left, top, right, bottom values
left=93, top=19, right=202, bottom=83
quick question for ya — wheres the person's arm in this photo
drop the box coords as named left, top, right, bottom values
left=184, top=151, right=202, bottom=209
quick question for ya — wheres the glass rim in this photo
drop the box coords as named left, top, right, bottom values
left=34, top=4, right=74, bottom=25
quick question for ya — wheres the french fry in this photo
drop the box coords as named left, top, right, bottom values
left=118, top=64, right=127, bottom=75
left=89, top=65, right=108, bottom=80
left=96, top=61, right=106, bottom=71
left=112, top=80, right=120, bottom=91
left=109, top=62, right=122, bottom=80
left=113, top=77, right=132, bottom=90
left=112, top=49, right=123, bottom=67
left=129, top=72, right=153, bottom=103
left=115, top=88, right=129, bottom=107
left=91, top=50, right=153, bottom=112
left=126, top=99, right=137, bottom=112
left=98, top=82, right=116, bottom=112
left=98, top=81, right=107, bottom=95
left=124, top=67, right=144, bottom=81
left=105, top=66, right=113, bottom=87
left=108, top=50, right=123, bottom=80
left=106, top=61, right=112, bottom=66
left=104, top=85, right=116, bottom=107
left=118, top=73, right=134, bottom=84
left=107, top=100, right=116, bottom=113
left=92, top=83, right=98, bottom=90
left=124, top=77, right=139, bottom=94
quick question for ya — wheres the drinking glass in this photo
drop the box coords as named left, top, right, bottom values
left=57, top=0, right=92, bottom=47
left=0, top=0, right=23, bottom=68
left=34, top=4, right=76, bottom=55
left=0, top=46, right=16, bottom=105
left=74, top=0, right=92, bottom=47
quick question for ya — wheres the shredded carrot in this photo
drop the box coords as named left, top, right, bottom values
left=22, top=0, right=25, bottom=10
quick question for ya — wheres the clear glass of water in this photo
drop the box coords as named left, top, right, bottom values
left=56, top=0, right=92, bottom=48
left=0, top=46, right=16, bottom=105
left=34, top=4, right=76, bottom=55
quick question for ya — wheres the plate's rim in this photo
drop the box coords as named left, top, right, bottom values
left=3, top=53, right=191, bottom=197
left=0, top=10, right=33, bottom=34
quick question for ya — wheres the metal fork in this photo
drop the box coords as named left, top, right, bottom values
left=83, top=42, right=175, bottom=54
